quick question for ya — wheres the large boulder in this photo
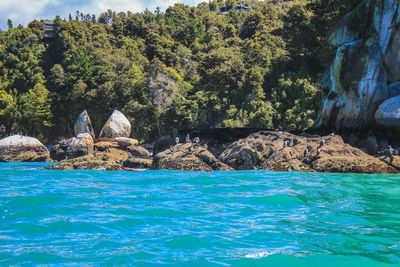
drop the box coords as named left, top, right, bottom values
left=219, top=131, right=398, bottom=174
left=99, top=110, right=131, bottom=140
left=74, top=110, right=95, bottom=140
left=65, top=133, right=94, bottom=159
left=375, top=95, right=400, bottom=128
left=152, top=143, right=233, bottom=171
left=0, top=135, right=51, bottom=162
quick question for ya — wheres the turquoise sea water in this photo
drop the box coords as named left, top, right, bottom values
left=0, top=163, right=399, bottom=266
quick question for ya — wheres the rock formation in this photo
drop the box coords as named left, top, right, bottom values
left=65, top=133, right=94, bottom=159
left=48, top=136, right=151, bottom=170
left=315, top=0, right=400, bottom=135
left=152, top=143, right=233, bottom=171
left=0, top=135, right=51, bottom=162
left=99, top=110, right=131, bottom=140
left=74, top=110, right=95, bottom=140
left=46, top=148, right=130, bottom=171
left=51, top=111, right=98, bottom=160
left=375, top=95, right=400, bottom=128
left=153, top=128, right=263, bottom=156
left=219, top=131, right=398, bottom=174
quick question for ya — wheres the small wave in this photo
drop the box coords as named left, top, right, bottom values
left=244, top=246, right=296, bottom=259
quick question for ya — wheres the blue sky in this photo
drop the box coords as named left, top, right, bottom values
left=0, top=0, right=204, bottom=30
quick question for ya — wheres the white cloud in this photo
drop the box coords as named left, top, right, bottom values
left=0, top=0, right=53, bottom=28
left=0, top=0, right=205, bottom=30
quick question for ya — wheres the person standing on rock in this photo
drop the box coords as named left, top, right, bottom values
left=186, top=134, right=191, bottom=143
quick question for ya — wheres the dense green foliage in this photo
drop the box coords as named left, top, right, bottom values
left=0, top=0, right=353, bottom=143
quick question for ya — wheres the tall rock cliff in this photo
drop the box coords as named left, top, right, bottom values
left=314, top=0, right=400, bottom=135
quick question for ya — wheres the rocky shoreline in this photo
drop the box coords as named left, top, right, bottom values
left=1, top=110, right=400, bottom=174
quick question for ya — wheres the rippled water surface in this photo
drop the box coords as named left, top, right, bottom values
left=0, top=163, right=400, bottom=266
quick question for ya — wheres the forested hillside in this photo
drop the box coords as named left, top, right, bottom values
left=0, top=0, right=356, bottom=143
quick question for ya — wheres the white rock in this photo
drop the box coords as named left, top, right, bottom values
left=0, top=135, right=50, bottom=162
left=99, top=110, right=131, bottom=139
left=0, top=135, right=45, bottom=148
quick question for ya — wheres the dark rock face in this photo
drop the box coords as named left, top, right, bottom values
left=50, top=134, right=94, bottom=161
left=0, top=135, right=51, bottom=162
left=152, top=143, right=233, bottom=171
left=66, top=134, right=94, bottom=159
left=315, top=0, right=400, bottom=134
left=153, top=135, right=174, bottom=156
left=123, top=158, right=153, bottom=169
left=219, top=131, right=398, bottom=174
left=50, top=144, right=66, bottom=161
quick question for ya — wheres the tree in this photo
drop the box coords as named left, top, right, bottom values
left=7, top=19, right=13, bottom=29
left=226, top=0, right=237, bottom=10
left=20, top=83, right=53, bottom=138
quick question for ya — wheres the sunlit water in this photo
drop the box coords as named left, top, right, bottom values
left=0, top=162, right=399, bottom=266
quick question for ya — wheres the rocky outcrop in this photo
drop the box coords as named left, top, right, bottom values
left=315, top=0, right=400, bottom=134
left=48, top=141, right=153, bottom=170
left=152, top=143, right=233, bottom=171
left=46, top=148, right=130, bottom=171
left=74, top=110, right=95, bottom=140
left=99, top=110, right=131, bottom=140
left=51, top=111, right=97, bottom=161
left=66, top=133, right=94, bottom=159
left=0, top=135, right=51, bottom=162
left=50, top=133, right=94, bottom=160
left=375, top=95, right=400, bottom=128
left=219, top=131, right=398, bottom=173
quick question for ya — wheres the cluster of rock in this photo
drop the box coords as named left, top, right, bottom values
left=218, top=131, right=398, bottom=173
left=2, top=124, right=400, bottom=173
left=149, top=131, right=399, bottom=173
left=315, top=0, right=400, bottom=137
left=46, top=110, right=152, bottom=170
